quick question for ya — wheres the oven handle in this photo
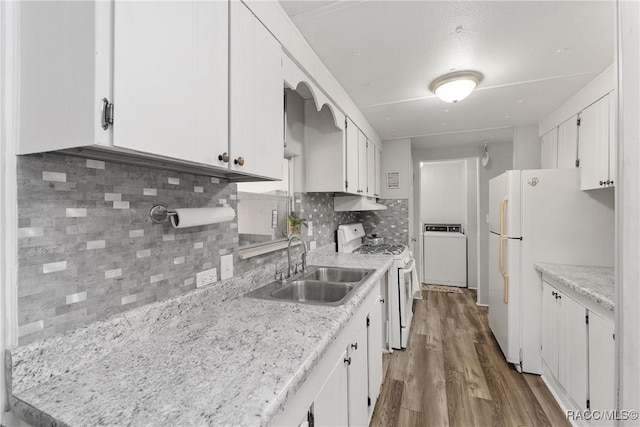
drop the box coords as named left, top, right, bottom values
left=400, top=258, right=415, bottom=274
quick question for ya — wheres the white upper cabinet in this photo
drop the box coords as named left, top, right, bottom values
left=366, top=139, right=375, bottom=197
left=18, top=1, right=111, bottom=153
left=578, top=94, right=614, bottom=190
left=229, top=1, right=283, bottom=180
left=18, top=0, right=283, bottom=181
left=357, top=130, right=367, bottom=195
left=374, top=146, right=381, bottom=198
left=345, top=118, right=360, bottom=195
left=557, top=115, right=578, bottom=169
left=113, top=1, right=228, bottom=166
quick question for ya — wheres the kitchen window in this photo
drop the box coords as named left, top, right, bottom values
left=237, top=157, right=294, bottom=258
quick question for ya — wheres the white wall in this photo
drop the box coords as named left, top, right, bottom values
left=413, top=141, right=513, bottom=305
left=466, top=159, right=479, bottom=288
left=420, top=160, right=466, bottom=225
left=381, top=138, right=412, bottom=199
left=617, top=0, right=640, bottom=419
left=513, top=124, right=541, bottom=170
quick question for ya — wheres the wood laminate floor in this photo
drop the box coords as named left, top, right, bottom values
left=370, top=288, right=570, bottom=427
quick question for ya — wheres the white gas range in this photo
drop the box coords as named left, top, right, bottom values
left=337, top=223, right=418, bottom=349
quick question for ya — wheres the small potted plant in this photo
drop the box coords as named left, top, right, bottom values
left=287, top=212, right=307, bottom=236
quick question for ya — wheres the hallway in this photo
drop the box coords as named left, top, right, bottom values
left=370, top=288, right=570, bottom=427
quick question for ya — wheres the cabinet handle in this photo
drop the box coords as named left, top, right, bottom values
left=600, top=180, right=605, bottom=186
left=610, top=180, right=614, bottom=185
left=606, top=180, right=612, bottom=185
left=380, top=298, right=385, bottom=303
left=351, top=342, right=358, bottom=350
left=218, top=152, right=229, bottom=163
left=344, top=357, right=351, bottom=365
left=234, top=157, right=245, bottom=166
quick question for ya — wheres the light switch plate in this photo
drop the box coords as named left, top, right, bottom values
left=307, top=221, right=313, bottom=236
left=220, top=254, right=233, bottom=280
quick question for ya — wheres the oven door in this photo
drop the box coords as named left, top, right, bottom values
left=398, top=258, right=416, bottom=348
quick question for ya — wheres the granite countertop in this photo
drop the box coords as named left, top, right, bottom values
left=10, top=252, right=394, bottom=427
left=534, top=263, right=614, bottom=311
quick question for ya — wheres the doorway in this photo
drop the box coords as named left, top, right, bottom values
left=417, top=158, right=481, bottom=292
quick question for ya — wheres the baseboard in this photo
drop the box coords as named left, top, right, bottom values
left=476, top=302, right=489, bottom=307
left=541, top=370, right=587, bottom=427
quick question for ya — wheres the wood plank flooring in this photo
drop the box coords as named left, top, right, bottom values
left=370, top=288, right=570, bottom=427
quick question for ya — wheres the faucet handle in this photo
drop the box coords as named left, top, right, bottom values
left=294, top=262, right=303, bottom=274
left=275, top=269, right=285, bottom=281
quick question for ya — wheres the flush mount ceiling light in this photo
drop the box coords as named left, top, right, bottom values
left=429, top=70, right=483, bottom=103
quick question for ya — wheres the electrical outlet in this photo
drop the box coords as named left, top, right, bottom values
left=310, top=241, right=317, bottom=251
left=196, top=268, right=217, bottom=288
left=307, top=221, right=313, bottom=236
left=220, top=254, right=233, bottom=280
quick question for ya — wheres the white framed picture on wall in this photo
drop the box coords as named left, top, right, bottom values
left=387, top=172, right=400, bottom=188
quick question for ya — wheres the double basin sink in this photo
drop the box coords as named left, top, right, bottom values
left=245, top=266, right=374, bottom=306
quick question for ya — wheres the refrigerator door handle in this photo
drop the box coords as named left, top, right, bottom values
left=499, top=197, right=509, bottom=303
left=499, top=197, right=508, bottom=236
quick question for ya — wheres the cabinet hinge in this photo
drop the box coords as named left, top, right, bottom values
left=575, top=158, right=580, bottom=168
left=587, top=399, right=590, bottom=410
left=345, top=119, right=348, bottom=128
left=613, top=333, right=615, bottom=340
left=366, top=317, right=370, bottom=327
left=101, top=98, right=114, bottom=130
left=577, top=117, right=581, bottom=126
left=586, top=313, right=589, bottom=324
left=345, top=180, right=348, bottom=189
left=367, top=396, right=371, bottom=407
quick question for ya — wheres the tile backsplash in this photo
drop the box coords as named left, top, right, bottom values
left=357, top=199, right=410, bottom=245
left=16, top=153, right=358, bottom=345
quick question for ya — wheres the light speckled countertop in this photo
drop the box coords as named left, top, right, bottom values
left=535, top=263, right=614, bottom=311
left=10, top=252, right=394, bottom=427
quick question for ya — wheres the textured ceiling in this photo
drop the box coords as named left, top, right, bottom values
left=279, top=0, right=615, bottom=148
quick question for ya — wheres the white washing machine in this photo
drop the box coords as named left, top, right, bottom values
left=422, top=224, right=467, bottom=287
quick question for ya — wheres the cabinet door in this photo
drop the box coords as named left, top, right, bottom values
left=540, top=128, right=558, bottom=169
left=374, top=147, right=382, bottom=198
left=559, top=292, right=588, bottom=411
left=345, top=118, right=359, bottom=195
left=314, top=349, right=349, bottom=427
left=113, top=1, right=228, bottom=166
left=367, top=303, right=383, bottom=414
left=608, top=90, right=617, bottom=187
left=578, top=95, right=610, bottom=190
left=357, top=131, right=368, bottom=195
left=589, top=312, right=615, bottom=418
left=557, top=115, right=578, bottom=168
left=230, top=2, right=283, bottom=179
left=348, top=323, right=369, bottom=427
left=366, top=141, right=375, bottom=197
left=541, top=282, right=558, bottom=377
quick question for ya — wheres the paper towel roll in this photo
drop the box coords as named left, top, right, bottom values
left=170, top=207, right=235, bottom=228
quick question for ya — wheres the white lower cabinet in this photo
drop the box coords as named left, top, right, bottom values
left=347, top=323, right=370, bottom=427
left=588, top=312, right=615, bottom=423
left=314, top=349, right=349, bottom=426
left=541, top=279, right=616, bottom=423
left=274, top=281, right=384, bottom=427
left=541, top=282, right=588, bottom=410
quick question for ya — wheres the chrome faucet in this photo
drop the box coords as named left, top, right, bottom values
left=287, top=234, right=308, bottom=278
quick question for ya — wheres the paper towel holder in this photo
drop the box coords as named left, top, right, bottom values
left=149, top=205, right=177, bottom=224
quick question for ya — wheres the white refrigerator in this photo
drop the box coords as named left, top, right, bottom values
left=488, top=168, right=614, bottom=374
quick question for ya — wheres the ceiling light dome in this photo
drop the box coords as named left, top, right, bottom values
left=429, top=70, right=483, bottom=103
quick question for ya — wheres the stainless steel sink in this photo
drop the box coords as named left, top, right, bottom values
left=270, top=280, right=354, bottom=304
left=244, top=265, right=374, bottom=306
left=301, top=266, right=371, bottom=283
